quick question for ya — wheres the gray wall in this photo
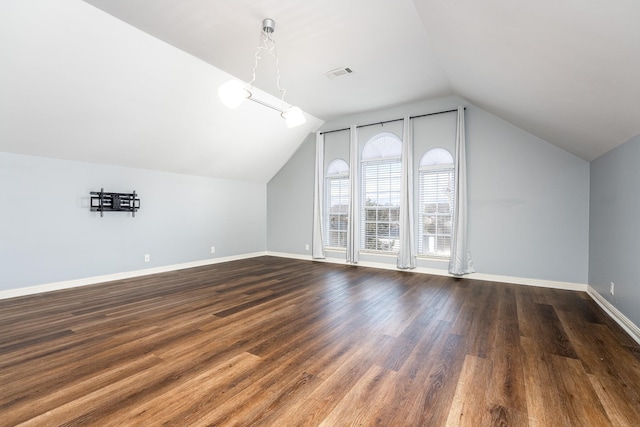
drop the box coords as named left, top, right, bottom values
left=267, top=95, right=591, bottom=284
left=589, top=134, right=640, bottom=328
left=0, top=152, right=266, bottom=291
left=467, top=106, right=589, bottom=283
left=267, top=133, right=316, bottom=255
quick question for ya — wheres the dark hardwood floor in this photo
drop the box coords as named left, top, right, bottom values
left=1, top=256, right=639, bottom=426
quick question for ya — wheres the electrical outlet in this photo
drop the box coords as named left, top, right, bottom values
left=610, top=282, right=615, bottom=295
left=144, top=254, right=150, bottom=262
left=211, top=246, right=216, bottom=254
left=305, top=244, right=310, bottom=251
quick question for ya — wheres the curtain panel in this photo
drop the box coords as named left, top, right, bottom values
left=449, top=107, right=475, bottom=275
left=397, top=115, right=416, bottom=269
left=346, top=125, right=360, bottom=264
left=312, top=131, right=325, bottom=259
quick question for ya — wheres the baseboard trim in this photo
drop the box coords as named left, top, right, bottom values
left=266, top=251, right=587, bottom=291
left=0, top=252, right=268, bottom=300
left=4, top=251, right=585, bottom=300
left=587, top=286, right=640, bottom=345
left=467, top=272, right=587, bottom=292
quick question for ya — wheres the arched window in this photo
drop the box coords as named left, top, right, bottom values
left=325, top=159, right=349, bottom=248
left=361, top=132, right=402, bottom=252
left=418, top=148, right=454, bottom=257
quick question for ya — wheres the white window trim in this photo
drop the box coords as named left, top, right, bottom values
left=417, top=163, right=454, bottom=260
left=360, top=134, right=402, bottom=255
left=325, top=161, right=350, bottom=250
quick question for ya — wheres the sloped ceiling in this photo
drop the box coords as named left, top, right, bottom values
left=82, top=0, right=453, bottom=121
left=2, top=0, right=640, bottom=185
left=0, top=0, right=324, bottom=184
left=414, top=0, right=640, bottom=161
left=81, top=0, right=640, bottom=162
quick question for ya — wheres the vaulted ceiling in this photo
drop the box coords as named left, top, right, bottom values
left=2, top=0, right=640, bottom=184
left=83, top=0, right=640, bottom=162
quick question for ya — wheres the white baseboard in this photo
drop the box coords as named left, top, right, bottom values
left=467, top=271, right=587, bottom=292
left=266, top=251, right=587, bottom=291
left=0, top=252, right=268, bottom=300
left=267, top=251, right=314, bottom=262
left=587, top=286, right=640, bottom=345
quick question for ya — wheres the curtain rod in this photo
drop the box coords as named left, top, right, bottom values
left=410, top=107, right=462, bottom=120
left=319, top=107, right=464, bottom=135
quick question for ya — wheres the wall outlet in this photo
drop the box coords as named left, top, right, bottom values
left=305, top=244, right=310, bottom=251
left=211, top=246, right=216, bottom=254
left=144, top=254, right=150, bottom=263
left=610, top=282, right=615, bottom=295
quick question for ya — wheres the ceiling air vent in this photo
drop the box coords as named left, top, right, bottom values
left=325, top=67, right=353, bottom=79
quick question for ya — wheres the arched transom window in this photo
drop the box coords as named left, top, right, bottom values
left=325, top=159, right=349, bottom=248
left=361, top=132, right=402, bottom=252
left=418, top=148, right=454, bottom=257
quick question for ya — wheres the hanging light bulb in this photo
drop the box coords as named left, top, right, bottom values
left=218, top=80, right=251, bottom=109
left=282, top=106, right=306, bottom=128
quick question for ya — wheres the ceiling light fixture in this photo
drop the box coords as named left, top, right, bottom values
left=218, top=18, right=306, bottom=128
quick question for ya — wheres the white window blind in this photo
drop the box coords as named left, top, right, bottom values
left=418, top=148, right=454, bottom=258
left=325, top=159, right=349, bottom=249
left=361, top=133, right=402, bottom=253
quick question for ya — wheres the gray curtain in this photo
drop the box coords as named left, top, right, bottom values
left=397, top=115, right=416, bottom=269
left=312, top=131, right=325, bottom=259
left=346, top=125, right=359, bottom=264
left=449, top=106, right=475, bottom=275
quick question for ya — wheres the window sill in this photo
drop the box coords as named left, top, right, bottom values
left=359, top=250, right=398, bottom=258
left=417, top=255, right=450, bottom=263
left=325, top=247, right=346, bottom=253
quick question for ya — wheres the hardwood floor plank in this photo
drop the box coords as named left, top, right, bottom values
left=0, top=328, right=75, bottom=354
left=549, top=355, right=612, bottom=426
left=1, top=354, right=164, bottom=426
left=396, top=332, right=467, bottom=427
left=464, top=280, right=501, bottom=359
left=376, top=334, right=419, bottom=371
left=445, top=354, right=493, bottom=426
left=490, top=286, right=528, bottom=416
left=234, top=371, right=324, bottom=426
left=533, top=303, right=579, bottom=359
left=279, top=341, right=384, bottom=427
left=317, top=364, right=398, bottom=427
left=588, top=373, right=640, bottom=426
left=521, top=337, right=578, bottom=427
left=101, top=352, right=263, bottom=426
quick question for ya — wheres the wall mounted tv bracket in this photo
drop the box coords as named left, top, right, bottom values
left=90, top=188, right=140, bottom=217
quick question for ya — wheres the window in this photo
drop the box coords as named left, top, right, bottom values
left=325, top=159, right=349, bottom=249
left=418, top=148, right=454, bottom=257
left=361, top=133, right=402, bottom=252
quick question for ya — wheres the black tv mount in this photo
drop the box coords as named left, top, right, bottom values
left=90, top=188, right=140, bottom=217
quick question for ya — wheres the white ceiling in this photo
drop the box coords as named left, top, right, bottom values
left=0, top=0, right=323, bottom=184
left=415, top=0, right=640, bottom=161
left=83, top=0, right=452, bottom=121
left=2, top=0, right=640, bottom=186
left=82, top=0, right=640, bottom=162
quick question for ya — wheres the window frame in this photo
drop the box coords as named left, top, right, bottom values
left=324, top=159, right=350, bottom=250
left=360, top=133, right=402, bottom=254
left=417, top=149, right=455, bottom=259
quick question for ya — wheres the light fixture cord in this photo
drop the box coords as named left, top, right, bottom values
left=246, top=29, right=288, bottom=113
